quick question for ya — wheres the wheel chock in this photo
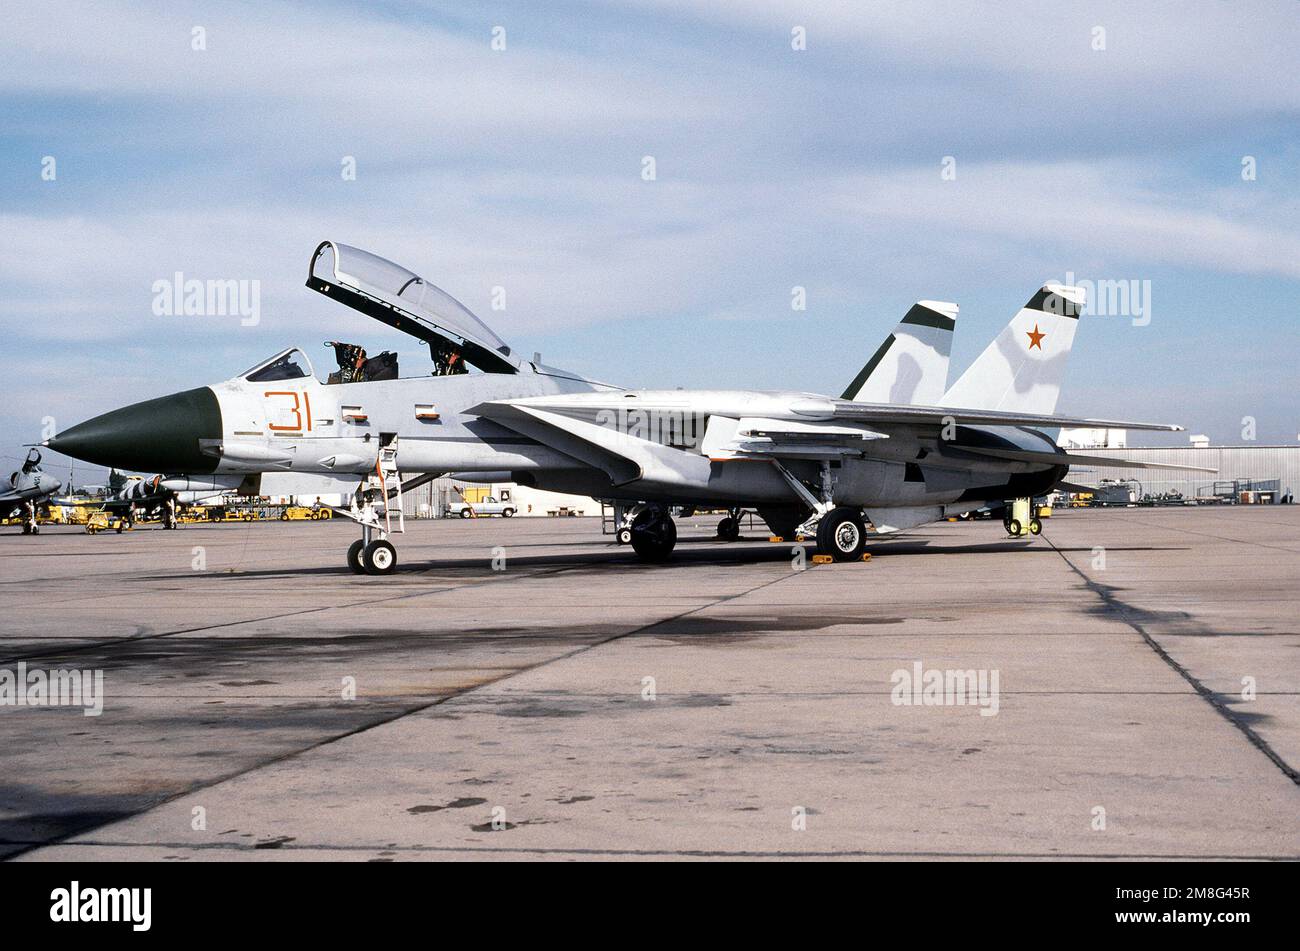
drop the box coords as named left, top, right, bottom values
left=811, top=554, right=834, bottom=565
left=860, top=552, right=872, bottom=562
left=769, top=535, right=784, bottom=543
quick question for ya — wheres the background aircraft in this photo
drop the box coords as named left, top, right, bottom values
left=45, top=241, right=1211, bottom=573
left=1, top=450, right=63, bottom=534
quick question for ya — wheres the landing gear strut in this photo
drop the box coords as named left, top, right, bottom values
left=337, top=437, right=409, bottom=576
left=772, top=459, right=869, bottom=562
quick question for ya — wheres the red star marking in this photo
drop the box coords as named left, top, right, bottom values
left=1026, top=323, right=1046, bottom=350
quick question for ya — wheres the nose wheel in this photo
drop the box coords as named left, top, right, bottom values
left=364, top=539, right=397, bottom=574
left=347, top=537, right=398, bottom=575
left=346, top=539, right=367, bottom=574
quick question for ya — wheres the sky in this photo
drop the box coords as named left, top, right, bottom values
left=1, top=0, right=1297, bottom=485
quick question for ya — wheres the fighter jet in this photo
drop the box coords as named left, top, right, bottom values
left=1, top=450, right=64, bottom=534
left=88, top=474, right=245, bottom=529
left=46, top=240, right=1211, bottom=574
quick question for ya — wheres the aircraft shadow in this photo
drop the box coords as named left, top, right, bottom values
left=148, top=536, right=1186, bottom=580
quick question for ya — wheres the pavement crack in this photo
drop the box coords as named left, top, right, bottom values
left=1045, top=535, right=1299, bottom=786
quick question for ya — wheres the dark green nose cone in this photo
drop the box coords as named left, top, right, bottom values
left=46, top=387, right=222, bottom=473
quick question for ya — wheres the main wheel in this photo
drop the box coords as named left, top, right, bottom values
left=363, top=539, right=397, bottom=575
left=1028, top=517, right=1042, bottom=535
left=716, top=516, right=739, bottom=542
left=630, top=509, right=676, bottom=561
left=346, top=539, right=367, bottom=574
left=816, top=507, right=867, bottom=562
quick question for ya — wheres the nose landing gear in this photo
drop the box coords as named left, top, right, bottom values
left=337, top=437, right=413, bottom=576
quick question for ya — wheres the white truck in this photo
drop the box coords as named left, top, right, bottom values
left=446, top=495, right=516, bottom=518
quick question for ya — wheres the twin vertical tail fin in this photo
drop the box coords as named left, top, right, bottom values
left=941, top=282, right=1084, bottom=414
left=842, top=301, right=958, bottom=405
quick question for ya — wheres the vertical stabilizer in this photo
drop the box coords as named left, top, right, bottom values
left=942, top=283, right=1084, bottom=414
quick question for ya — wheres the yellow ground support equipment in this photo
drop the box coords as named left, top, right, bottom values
left=1004, top=498, right=1043, bottom=537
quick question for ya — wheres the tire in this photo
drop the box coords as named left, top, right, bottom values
left=716, top=516, right=739, bottom=542
left=346, top=539, right=367, bottom=574
left=280, top=513, right=289, bottom=521
left=630, top=509, right=676, bottom=561
left=616, top=527, right=633, bottom=545
left=502, top=508, right=514, bottom=518
left=1007, top=518, right=1022, bottom=536
left=460, top=509, right=472, bottom=519
left=816, top=507, right=866, bottom=562
left=363, top=539, right=397, bottom=575
left=1028, top=517, right=1042, bottom=535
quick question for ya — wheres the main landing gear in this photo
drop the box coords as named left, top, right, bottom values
left=772, top=459, right=871, bottom=563
left=816, top=507, right=867, bottom=561
left=21, top=502, right=39, bottom=536
left=715, top=507, right=743, bottom=542
left=629, top=505, right=676, bottom=561
left=611, top=503, right=679, bottom=561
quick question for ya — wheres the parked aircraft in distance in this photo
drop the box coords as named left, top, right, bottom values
left=1, top=450, right=63, bottom=534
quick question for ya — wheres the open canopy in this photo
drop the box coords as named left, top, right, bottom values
left=307, top=241, right=520, bottom=374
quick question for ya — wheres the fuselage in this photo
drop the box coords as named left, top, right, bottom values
left=48, top=354, right=1066, bottom=523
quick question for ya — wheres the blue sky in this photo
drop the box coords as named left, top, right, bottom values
left=2, top=1, right=1298, bottom=483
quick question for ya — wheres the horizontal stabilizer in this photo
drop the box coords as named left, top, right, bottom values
left=830, top=401, right=1183, bottom=433
left=1053, top=480, right=1099, bottom=494
left=958, top=445, right=1217, bottom=473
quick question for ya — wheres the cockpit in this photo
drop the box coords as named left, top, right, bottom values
left=237, top=243, right=524, bottom=389
left=238, top=343, right=444, bottom=386
left=306, top=241, right=521, bottom=376
left=241, top=348, right=315, bottom=383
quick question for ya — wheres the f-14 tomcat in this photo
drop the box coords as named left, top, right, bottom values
left=45, top=241, right=1210, bottom=574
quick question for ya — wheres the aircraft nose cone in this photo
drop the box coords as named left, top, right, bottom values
left=46, top=387, right=222, bottom=473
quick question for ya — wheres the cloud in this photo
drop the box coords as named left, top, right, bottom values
left=0, top=1, right=1296, bottom=448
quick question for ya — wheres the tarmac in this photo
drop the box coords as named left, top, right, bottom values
left=1, top=506, right=1296, bottom=860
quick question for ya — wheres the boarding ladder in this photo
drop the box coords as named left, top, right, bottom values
left=369, top=437, right=405, bottom=536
